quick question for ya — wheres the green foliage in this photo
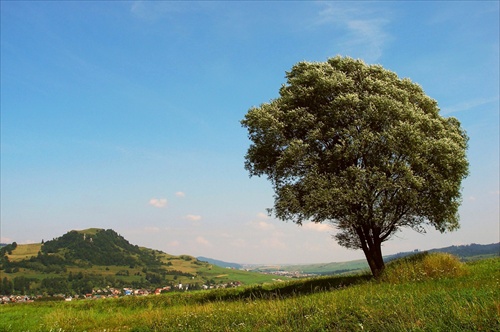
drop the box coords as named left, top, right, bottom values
left=1, top=277, right=14, bottom=295
left=41, top=229, right=155, bottom=267
left=241, top=56, right=469, bottom=277
left=40, top=277, right=70, bottom=295
left=0, top=242, right=18, bottom=257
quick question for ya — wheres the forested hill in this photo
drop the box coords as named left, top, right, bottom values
left=40, top=228, right=160, bottom=267
left=0, top=228, right=278, bottom=296
left=427, top=243, right=499, bottom=258
left=0, top=228, right=165, bottom=274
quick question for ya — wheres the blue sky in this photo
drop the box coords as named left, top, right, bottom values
left=1, top=1, right=498, bottom=264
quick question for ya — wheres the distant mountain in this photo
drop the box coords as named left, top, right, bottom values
left=205, top=242, right=500, bottom=276
left=197, top=256, right=242, bottom=269
left=387, top=242, right=500, bottom=262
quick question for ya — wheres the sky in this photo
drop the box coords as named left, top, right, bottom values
left=1, top=1, right=498, bottom=265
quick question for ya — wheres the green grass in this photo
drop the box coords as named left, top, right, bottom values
left=1, top=255, right=498, bottom=331
left=6, top=243, right=41, bottom=262
left=281, top=259, right=368, bottom=274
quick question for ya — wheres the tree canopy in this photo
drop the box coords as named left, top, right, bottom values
left=241, top=56, right=469, bottom=277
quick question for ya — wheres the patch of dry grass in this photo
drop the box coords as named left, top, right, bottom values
left=381, top=252, right=466, bottom=283
left=7, top=243, right=42, bottom=262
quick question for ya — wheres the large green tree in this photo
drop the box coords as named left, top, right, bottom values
left=241, top=56, right=469, bottom=277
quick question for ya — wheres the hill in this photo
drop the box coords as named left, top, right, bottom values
left=197, top=256, right=243, bottom=269
left=0, top=228, right=276, bottom=296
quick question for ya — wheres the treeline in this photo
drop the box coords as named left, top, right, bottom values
left=0, top=270, right=202, bottom=296
left=387, top=243, right=500, bottom=262
left=1, top=273, right=123, bottom=296
left=429, top=243, right=500, bottom=258
left=3, top=251, right=68, bottom=274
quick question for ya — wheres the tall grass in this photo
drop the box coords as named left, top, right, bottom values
left=1, top=255, right=498, bottom=332
left=380, top=251, right=466, bottom=283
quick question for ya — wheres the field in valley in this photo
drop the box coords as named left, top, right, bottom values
left=1, top=254, right=498, bottom=331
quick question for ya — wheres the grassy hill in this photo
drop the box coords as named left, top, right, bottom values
left=0, top=228, right=276, bottom=296
left=1, top=254, right=498, bottom=331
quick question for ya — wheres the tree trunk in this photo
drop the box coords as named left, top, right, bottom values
left=355, top=226, right=385, bottom=278
left=361, top=240, right=385, bottom=278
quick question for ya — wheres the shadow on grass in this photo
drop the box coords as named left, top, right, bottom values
left=199, top=273, right=373, bottom=303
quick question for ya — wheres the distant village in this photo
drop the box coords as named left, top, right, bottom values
left=1, top=280, right=244, bottom=304
left=1, top=267, right=319, bottom=304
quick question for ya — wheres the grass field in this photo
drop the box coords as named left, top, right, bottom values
left=275, top=259, right=369, bottom=275
left=1, top=254, right=498, bottom=331
left=5, top=243, right=41, bottom=262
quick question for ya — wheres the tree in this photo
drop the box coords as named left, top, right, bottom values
left=241, top=56, right=469, bottom=277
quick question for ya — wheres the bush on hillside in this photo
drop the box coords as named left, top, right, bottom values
left=381, top=252, right=466, bottom=283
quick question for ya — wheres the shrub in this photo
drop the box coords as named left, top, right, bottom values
left=381, top=252, right=466, bottom=283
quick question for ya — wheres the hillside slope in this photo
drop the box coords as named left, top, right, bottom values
left=0, top=228, right=276, bottom=296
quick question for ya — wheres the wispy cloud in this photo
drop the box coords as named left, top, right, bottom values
left=303, top=222, right=333, bottom=233
left=184, top=214, right=202, bottom=221
left=149, top=198, right=167, bottom=208
left=255, top=221, right=275, bottom=231
left=249, top=212, right=275, bottom=231
left=168, top=240, right=180, bottom=247
left=440, top=96, right=499, bottom=115
left=196, top=236, right=212, bottom=246
left=175, top=191, right=186, bottom=198
left=315, top=3, right=391, bottom=62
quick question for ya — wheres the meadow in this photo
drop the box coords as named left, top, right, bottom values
left=1, top=253, right=498, bottom=332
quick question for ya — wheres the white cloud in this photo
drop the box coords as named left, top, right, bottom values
left=196, top=236, right=212, bottom=246
left=255, top=221, right=275, bottom=231
left=184, top=214, right=202, bottom=221
left=175, top=191, right=186, bottom=198
left=144, top=226, right=161, bottom=233
left=315, top=3, right=391, bottom=62
left=149, top=198, right=168, bottom=208
left=303, top=222, right=333, bottom=232
left=168, top=240, right=180, bottom=247
left=441, top=97, right=499, bottom=115
left=248, top=211, right=275, bottom=230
